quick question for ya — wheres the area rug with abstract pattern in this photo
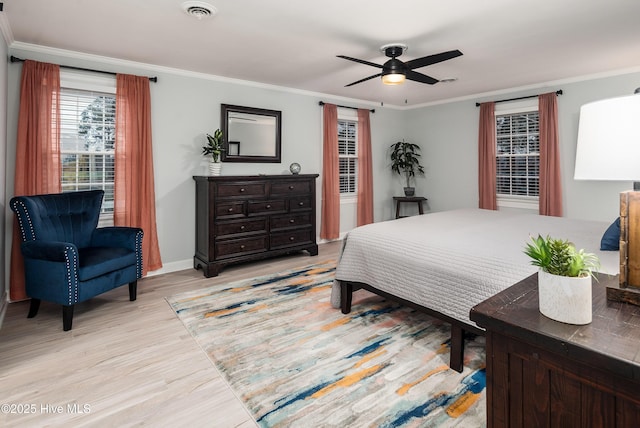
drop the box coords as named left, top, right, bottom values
left=166, top=262, right=486, bottom=427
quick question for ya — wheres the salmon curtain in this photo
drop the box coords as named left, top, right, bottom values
left=538, top=92, right=563, bottom=216
left=10, top=60, right=61, bottom=301
left=356, top=109, right=373, bottom=226
left=478, top=102, right=497, bottom=210
left=115, top=74, right=162, bottom=274
left=320, top=103, right=340, bottom=240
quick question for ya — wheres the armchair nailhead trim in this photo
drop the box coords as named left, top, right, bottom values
left=135, top=230, right=143, bottom=278
left=65, top=246, right=79, bottom=305
left=11, top=200, right=36, bottom=241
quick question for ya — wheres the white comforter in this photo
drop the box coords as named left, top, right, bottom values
left=332, top=209, right=619, bottom=328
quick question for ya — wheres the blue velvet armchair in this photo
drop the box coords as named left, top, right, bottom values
left=10, top=190, right=143, bottom=331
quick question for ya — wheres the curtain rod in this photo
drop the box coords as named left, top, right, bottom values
left=475, top=89, right=562, bottom=107
left=10, top=56, right=158, bottom=83
left=318, top=101, right=375, bottom=113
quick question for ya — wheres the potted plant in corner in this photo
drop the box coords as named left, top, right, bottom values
left=202, top=129, right=224, bottom=176
left=390, top=140, right=425, bottom=196
left=524, top=234, right=600, bottom=325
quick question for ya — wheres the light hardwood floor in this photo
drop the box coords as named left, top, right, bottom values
left=0, top=242, right=342, bottom=427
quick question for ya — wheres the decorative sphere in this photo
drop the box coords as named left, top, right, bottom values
left=289, top=162, right=301, bottom=174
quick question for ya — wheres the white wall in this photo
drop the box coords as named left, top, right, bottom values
left=406, top=71, right=640, bottom=222
left=3, top=46, right=639, bottom=286
left=3, top=47, right=404, bottom=279
left=405, top=101, right=479, bottom=213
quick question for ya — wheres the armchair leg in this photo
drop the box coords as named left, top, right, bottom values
left=129, top=281, right=137, bottom=301
left=62, top=305, right=74, bottom=331
left=27, top=298, right=41, bottom=318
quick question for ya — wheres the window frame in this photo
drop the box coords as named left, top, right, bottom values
left=494, top=98, right=540, bottom=210
left=60, top=70, right=117, bottom=226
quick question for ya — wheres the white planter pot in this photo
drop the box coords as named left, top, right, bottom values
left=209, top=161, right=222, bottom=176
left=538, top=270, right=592, bottom=325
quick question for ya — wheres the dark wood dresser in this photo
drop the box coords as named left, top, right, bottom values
left=193, top=174, right=319, bottom=277
left=470, top=273, right=640, bottom=428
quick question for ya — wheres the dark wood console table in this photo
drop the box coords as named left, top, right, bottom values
left=470, top=273, right=640, bottom=427
left=393, top=196, right=427, bottom=219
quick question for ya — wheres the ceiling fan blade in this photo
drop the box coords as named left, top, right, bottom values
left=404, top=49, right=463, bottom=70
left=406, top=70, right=438, bottom=85
left=337, top=55, right=383, bottom=69
left=345, top=73, right=382, bottom=87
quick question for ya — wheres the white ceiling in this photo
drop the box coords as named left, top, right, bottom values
left=4, top=0, right=640, bottom=107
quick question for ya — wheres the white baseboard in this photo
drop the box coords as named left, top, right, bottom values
left=0, top=292, right=7, bottom=330
left=145, top=259, right=193, bottom=277
left=318, top=233, right=347, bottom=244
left=0, top=264, right=185, bottom=331
left=145, top=237, right=346, bottom=277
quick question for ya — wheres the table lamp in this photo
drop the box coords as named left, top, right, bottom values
left=574, top=89, right=640, bottom=306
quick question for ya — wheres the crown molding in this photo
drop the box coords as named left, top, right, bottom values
left=407, top=65, right=640, bottom=110
left=10, top=42, right=639, bottom=112
left=9, top=42, right=388, bottom=110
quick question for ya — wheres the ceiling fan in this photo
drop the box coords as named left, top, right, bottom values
left=337, top=44, right=463, bottom=87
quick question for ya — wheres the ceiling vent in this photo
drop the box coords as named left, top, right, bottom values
left=182, top=1, right=217, bottom=19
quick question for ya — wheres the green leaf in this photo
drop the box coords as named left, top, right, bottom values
left=389, top=140, right=425, bottom=186
left=523, top=234, right=599, bottom=278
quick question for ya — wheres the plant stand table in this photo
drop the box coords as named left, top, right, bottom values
left=470, top=272, right=640, bottom=427
left=393, top=196, right=427, bottom=219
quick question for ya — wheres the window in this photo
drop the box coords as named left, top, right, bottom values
left=495, top=101, right=539, bottom=209
left=338, top=118, right=357, bottom=195
left=60, top=72, right=116, bottom=225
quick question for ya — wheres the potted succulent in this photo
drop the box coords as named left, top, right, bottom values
left=389, top=140, right=425, bottom=196
left=524, top=234, right=599, bottom=325
left=202, top=129, right=224, bottom=175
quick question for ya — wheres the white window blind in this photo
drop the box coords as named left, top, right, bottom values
left=338, top=119, right=357, bottom=194
left=60, top=74, right=116, bottom=226
left=495, top=110, right=540, bottom=199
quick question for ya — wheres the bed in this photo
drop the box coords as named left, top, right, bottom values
left=330, top=208, right=619, bottom=372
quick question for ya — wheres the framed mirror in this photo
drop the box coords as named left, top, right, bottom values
left=221, top=104, right=282, bottom=163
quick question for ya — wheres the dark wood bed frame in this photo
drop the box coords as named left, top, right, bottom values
left=339, top=281, right=484, bottom=373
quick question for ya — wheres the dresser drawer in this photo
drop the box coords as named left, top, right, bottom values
left=248, top=199, right=286, bottom=215
left=217, top=182, right=266, bottom=198
left=216, top=236, right=268, bottom=259
left=270, top=229, right=313, bottom=249
left=289, top=196, right=312, bottom=212
left=270, top=213, right=312, bottom=231
left=215, top=201, right=246, bottom=219
left=271, top=180, right=312, bottom=195
left=215, top=218, right=267, bottom=237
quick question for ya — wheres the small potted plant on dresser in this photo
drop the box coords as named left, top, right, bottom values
left=202, top=129, right=224, bottom=175
left=524, top=234, right=600, bottom=325
left=389, top=140, right=425, bottom=196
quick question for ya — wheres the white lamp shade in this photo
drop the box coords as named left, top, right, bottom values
left=574, top=94, right=640, bottom=181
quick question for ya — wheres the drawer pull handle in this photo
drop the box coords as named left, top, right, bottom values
left=289, top=219, right=295, bottom=224
left=240, top=225, right=246, bottom=230
left=240, top=188, right=246, bottom=192
left=298, top=202, right=304, bottom=207
left=289, top=237, right=295, bottom=241
left=289, top=185, right=294, bottom=190
left=228, top=208, right=234, bottom=212
left=266, top=204, right=271, bottom=209
left=240, top=245, right=245, bottom=250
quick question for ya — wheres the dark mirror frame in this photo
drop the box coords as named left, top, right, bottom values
left=220, top=104, right=282, bottom=163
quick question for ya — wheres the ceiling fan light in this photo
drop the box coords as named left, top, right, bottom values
left=382, top=73, right=406, bottom=85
